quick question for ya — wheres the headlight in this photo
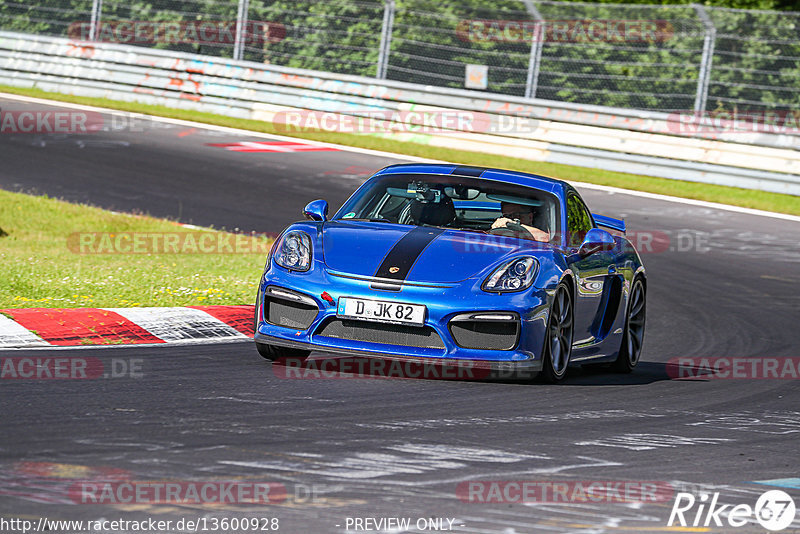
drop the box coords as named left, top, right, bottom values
left=482, top=256, right=538, bottom=292
left=273, top=231, right=312, bottom=272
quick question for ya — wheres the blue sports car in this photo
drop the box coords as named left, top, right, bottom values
left=254, top=163, right=646, bottom=382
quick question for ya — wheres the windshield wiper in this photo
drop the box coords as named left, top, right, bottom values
left=347, top=217, right=392, bottom=222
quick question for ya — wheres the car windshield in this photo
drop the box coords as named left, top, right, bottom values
left=333, top=173, right=561, bottom=241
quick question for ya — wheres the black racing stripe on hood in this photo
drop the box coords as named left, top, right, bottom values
left=451, top=166, right=487, bottom=177
left=374, top=226, right=445, bottom=282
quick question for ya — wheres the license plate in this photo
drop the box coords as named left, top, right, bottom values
left=337, top=297, right=426, bottom=326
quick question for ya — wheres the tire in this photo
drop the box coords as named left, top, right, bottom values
left=541, top=282, right=574, bottom=383
left=255, top=341, right=310, bottom=362
left=613, top=277, right=646, bottom=373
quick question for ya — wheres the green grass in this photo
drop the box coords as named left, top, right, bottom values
left=2, top=84, right=798, bottom=216
left=0, top=189, right=269, bottom=309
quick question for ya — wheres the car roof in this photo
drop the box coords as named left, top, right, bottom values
left=373, top=163, right=568, bottom=197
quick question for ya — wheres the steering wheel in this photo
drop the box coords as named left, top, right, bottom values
left=489, top=220, right=527, bottom=237
left=489, top=227, right=517, bottom=237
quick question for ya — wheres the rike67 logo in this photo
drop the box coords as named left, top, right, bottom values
left=668, top=490, right=796, bottom=531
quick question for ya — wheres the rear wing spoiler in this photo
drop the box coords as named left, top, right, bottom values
left=593, top=214, right=626, bottom=234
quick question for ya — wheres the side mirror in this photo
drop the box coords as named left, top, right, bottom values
left=578, top=228, right=615, bottom=258
left=303, top=199, right=328, bottom=222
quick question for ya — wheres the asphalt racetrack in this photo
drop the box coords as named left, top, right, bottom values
left=1, top=97, right=800, bottom=533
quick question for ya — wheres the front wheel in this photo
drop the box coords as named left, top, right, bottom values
left=613, top=277, right=646, bottom=373
left=541, top=282, right=574, bottom=383
left=255, top=342, right=311, bottom=361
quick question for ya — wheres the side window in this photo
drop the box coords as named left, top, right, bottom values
left=566, top=193, right=593, bottom=248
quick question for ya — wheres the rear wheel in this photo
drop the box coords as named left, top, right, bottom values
left=613, top=277, right=646, bottom=373
left=541, top=282, right=574, bottom=383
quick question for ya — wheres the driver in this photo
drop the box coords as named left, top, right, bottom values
left=491, top=202, right=549, bottom=242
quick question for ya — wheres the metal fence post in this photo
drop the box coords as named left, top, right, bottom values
left=521, top=0, right=544, bottom=100
left=693, top=4, right=716, bottom=113
left=89, top=0, right=103, bottom=41
left=234, top=0, right=251, bottom=61
left=376, top=0, right=395, bottom=79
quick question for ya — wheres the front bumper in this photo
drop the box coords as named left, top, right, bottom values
left=255, top=261, right=549, bottom=372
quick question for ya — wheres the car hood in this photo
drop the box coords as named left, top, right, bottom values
left=321, top=222, right=550, bottom=283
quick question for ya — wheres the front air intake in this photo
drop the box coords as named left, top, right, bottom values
left=263, top=287, right=319, bottom=329
left=317, top=319, right=445, bottom=349
left=448, top=313, right=519, bottom=350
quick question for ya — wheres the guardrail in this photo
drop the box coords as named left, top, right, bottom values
left=1, top=31, right=798, bottom=196
left=8, top=0, right=800, bottom=116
